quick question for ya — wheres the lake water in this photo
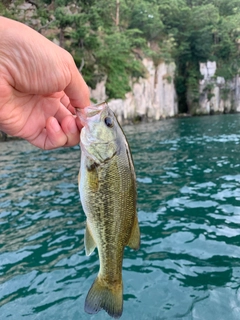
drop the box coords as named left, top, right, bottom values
left=1, top=114, right=240, bottom=320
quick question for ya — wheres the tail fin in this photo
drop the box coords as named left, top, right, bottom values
left=84, top=276, right=123, bottom=319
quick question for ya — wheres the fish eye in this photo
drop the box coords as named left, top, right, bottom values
left=104, top=116, right=114, bottom=128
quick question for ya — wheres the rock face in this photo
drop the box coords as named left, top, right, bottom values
left=190, top=61, right=240, bottom=115
left=90, top=59, right=178, bottom=123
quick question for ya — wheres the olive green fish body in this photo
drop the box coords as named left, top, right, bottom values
left=78, top=102, right=140, bottom=318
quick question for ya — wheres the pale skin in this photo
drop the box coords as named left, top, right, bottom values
left=0, top=17, right=90, bottom=149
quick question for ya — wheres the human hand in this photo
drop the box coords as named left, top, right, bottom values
left=0, top=17, right=90, bottom=149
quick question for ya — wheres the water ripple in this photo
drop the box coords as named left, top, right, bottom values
left=1, top=114, right=240, bottom=319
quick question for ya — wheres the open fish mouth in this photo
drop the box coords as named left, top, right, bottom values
left=76, top=102, right=107, bottom=126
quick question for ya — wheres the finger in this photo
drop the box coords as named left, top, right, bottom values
left=44, top=117, right=68, bottom=150
left=64, top=60, right=90, bottom=109
left=54, top=102, right=73, bottom=123
left=46, top=92, right=73, bottom=121
left=76, top=115, right=83, bottom=132
left=52, top=116, right=80, bottom=148
left=30, top=117, right=79, bottom=150
left=60, top=93, right=76, bottom=115
left=66, top=103, right=77, bottom=115
left=27, top=117, right=67, bottom=150
left=60, top=115, right=80, bottom=147
left=60, top=93, right=70, bottom=107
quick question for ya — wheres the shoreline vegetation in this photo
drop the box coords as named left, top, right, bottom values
left=1, top=0, right=240, bottom=115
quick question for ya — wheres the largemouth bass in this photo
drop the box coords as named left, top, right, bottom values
left=77, top=102, right=140, bottom=319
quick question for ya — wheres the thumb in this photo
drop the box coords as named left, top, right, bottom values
left=64, top=58, right=90, bottom=109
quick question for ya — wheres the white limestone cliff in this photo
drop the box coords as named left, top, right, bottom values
left=89, top=59, right=178, bottom=123
left=192, top=61, right=240, bottom=115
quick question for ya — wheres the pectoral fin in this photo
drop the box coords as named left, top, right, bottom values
left=85, top=222, right=97, bottom=256
left=127, top=215, right=140, bottom=250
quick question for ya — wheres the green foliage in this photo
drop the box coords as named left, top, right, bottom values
left=4, top=0, right=240, bottom=104
left=215, top=63, right=235, bottom=80
left=0, top=1, right=17, bottom=18
left=129, top=1, right=164, bottom=41
left=187, top=66, right=201, bottom=103
left=162, top=0, right=240, bottom=111
left=0, top=3, right=7, bottom=16
left=203, top=83, right=215, bottom=101
left=221, top=86, right=230, bottom=101
left=54, top=7, right=75, bottom=28
left=94, top=32, right=145, bottom=98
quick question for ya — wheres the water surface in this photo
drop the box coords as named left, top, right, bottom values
left=1, top=114, right=240, bottom=319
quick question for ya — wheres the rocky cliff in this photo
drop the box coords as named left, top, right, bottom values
left=189, top=61, right=240, bottom=115
left=90, top=59, right=178, bottom=123
left=93, top=59, right=240, bottom=122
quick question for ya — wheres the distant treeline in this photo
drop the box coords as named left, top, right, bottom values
left=1, top=0, right=240, bottom=110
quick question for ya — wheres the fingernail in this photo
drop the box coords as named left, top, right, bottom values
left=51, top=118, right=61, bottom=133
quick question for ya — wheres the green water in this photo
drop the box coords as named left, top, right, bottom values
left=1, top=114, right=240, bottom=320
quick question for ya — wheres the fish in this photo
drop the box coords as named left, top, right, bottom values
left=77, top=102, right=140, bottom=319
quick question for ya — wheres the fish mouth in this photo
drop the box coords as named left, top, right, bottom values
left=76, top=101, right=107, bottom=127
